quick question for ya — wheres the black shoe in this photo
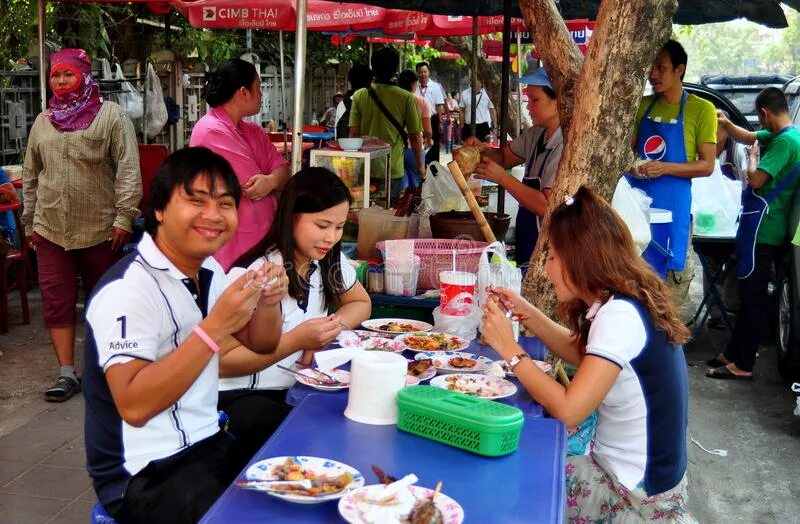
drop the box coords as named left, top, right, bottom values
left=44, top=376, right=81, bottom=402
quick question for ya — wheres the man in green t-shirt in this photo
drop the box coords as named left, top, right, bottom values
left=708, top=88, right=800, bottom=380
left=349, top=47, right=423, bottom=203
left=630, top=40, right=717, bottom=297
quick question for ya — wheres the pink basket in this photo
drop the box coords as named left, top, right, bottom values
left=377, top=239, right=488, bottom=291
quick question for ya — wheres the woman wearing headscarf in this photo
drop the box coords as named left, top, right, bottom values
left=190, top=59, right=291, bottom=270
left=23, top=48, right=142, bottom=402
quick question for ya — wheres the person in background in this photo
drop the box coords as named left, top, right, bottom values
left=83, top=147, right=289, bottom=524
left=444, top=91, right=461, bottom=153
left=0, top=166, right=18, bottom=248
left=350, top=47, right=423, bottom=202
left=465, top=67, right=563, bottom=268
left=415, top=61, right=447, bottom=166
left=398, top=69, right=431, bottom=190
left=335, top=64, right=373, bottom=140
left=190, top=58, right=290, bottom=271
left=706, top=88, right=800, bottom=380
left=322, top=93, right=343, bottom=128
left=218, top=168, right=371, bottom=448
left=460, top=77, right=497, bottom=142
left=23, top=48, right=142, bottom=403
left=630, top=40, right=716, bottom=296
left=481, top=187, right=695, bottom=523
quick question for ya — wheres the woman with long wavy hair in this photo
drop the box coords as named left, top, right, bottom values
left=481, top=186, right=696, bottom=523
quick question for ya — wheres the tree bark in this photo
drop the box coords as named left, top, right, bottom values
left=518, top=0, right=677, bottom=319
left=433, top=36, right=522, bottom=139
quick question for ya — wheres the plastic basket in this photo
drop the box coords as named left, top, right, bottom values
left=396, top=386, right=524, bottom=457
left=376, top=239, right=488, bottom=291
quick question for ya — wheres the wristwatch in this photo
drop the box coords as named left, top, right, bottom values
left=508, top=353, right=530, bottom=371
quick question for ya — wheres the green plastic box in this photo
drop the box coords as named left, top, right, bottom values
left=396, top=386, right=525, bottom=457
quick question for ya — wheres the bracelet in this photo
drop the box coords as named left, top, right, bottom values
left=193, top=325, right=221, bottom=354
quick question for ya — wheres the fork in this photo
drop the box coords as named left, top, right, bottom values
left=276, top=364, right=342, bottom=386
left=338, top=321, right=363, bottom=340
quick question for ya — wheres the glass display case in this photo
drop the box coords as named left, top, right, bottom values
left=309, top=146, right=391, bottom=209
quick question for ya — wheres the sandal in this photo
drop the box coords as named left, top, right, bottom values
left=705, top=366, right=753, bottom=381
left=705, top=355, right=732, bottom=368
left=44, top=376, right=81, bottom=402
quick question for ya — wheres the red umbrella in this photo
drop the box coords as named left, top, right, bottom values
left=382, top=10, right=527, bottom=37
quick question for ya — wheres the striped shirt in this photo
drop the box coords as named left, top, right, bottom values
left=22, top=102, right=142, bottom=250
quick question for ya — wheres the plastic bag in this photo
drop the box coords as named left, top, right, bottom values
left=100, top=58, right=114, bottom=80
left=432, top=304, right=481, bottom=341
left=421, top=161, right=468, bottom=213
left=113, top=63, right=143, bottom=120
left=476, top=241, right=522, bottom=307
left=792, top=383, right=800, bottom=417
left=144, top=63, right=168, bottom=138
left=691, top=161, right=742, bottom=236
left=612, top=176, right=652, bottom=254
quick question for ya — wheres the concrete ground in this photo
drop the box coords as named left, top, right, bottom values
left=1, top=256, right=800, bottom=523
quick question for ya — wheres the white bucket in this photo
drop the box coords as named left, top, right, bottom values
left=344, top=352, right=407, bottom=425
left=384, top=256, right=421, bottom=297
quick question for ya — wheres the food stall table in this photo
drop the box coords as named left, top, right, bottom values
left=302, top=130, right=335, bottom=147
left=200, top=393, right=566, bottom=524
left=310, top=146, right=392, bottom=209
left=689, top=233, right=737, bottom=337
left=286, top=337, right=548, bottom=419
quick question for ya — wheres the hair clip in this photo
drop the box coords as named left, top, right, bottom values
left=564, top=194, right=575, bottom=206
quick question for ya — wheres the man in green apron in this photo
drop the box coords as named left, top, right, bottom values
left=707, top=88, right=800, bottom=380
left=630, top=40, right=717, bottom=297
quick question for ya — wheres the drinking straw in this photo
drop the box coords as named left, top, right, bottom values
left=452, top=249, right=456, bottom=272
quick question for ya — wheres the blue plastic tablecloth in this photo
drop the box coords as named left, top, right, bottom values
left=200, top=393, right=566, bottom=524
left=286, top=337, right=548, bottom=418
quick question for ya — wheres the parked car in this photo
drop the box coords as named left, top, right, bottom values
left=700, top=74, right=795, bottom=129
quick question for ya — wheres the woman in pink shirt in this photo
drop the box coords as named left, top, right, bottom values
left=191, top=59, right=290, bottom=270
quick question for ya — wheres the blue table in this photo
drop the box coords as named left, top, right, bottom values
left=287, top=337, right=548, bottom=418
left=201, top=394, right=566, bottom=523
left=303, top=130, right=335, bottom=147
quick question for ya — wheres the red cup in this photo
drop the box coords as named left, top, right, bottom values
left=439, top=270, right=477, bottom=316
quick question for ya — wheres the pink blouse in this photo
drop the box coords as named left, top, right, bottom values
left=190, top=107, right=289, bottom=270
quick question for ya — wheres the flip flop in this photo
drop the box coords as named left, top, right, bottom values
left=705, top=366, right=753, bottom=381
left=705, top=356, right=731, bottom=368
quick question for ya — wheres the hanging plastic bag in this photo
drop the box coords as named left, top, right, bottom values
left=143, top=63, right=168, bottom=138
left=100, top=58, right=114, bottom=81
left=421, top=161, right=469, bottom=213
left=476, top=241, right=522, bottom=336
left=691, top=161, right=742, bottom=237
left=432, top=304, right=481, bottom=341
left=113, top=63, right=143, bottom=120
left=612, top=176, right=652, bottom=254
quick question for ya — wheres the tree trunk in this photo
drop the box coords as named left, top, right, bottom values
left=433, top=36, right=522, bottom=139
left=519, top=0, right=677, bottom=318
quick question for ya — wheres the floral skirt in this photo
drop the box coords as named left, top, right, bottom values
left=565, top=454, right=697, bottom=523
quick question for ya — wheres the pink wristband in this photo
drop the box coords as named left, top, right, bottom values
left=193, top=325, right=220, bottom=354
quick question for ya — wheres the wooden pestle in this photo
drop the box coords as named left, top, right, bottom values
left=446, top=160, right=497, bottom=243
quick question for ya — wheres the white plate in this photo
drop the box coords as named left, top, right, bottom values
left=338, top=484, right=464, bottom=524
left=395, top=332, right=470, bottom=352
left=415, top=351, right=493, bottom=374
left=296, top=368, right=351, bottom=390
left=361, top=318, right=434, bottom=335
left=405, top=375, right=421, bottom=387
left=336, top=329, right=375, bottom=342
left=430, top=373, right=517, bottom=399
left=339, top=335, right=406, bottom=353
left=407, top=360, right=437, bottom=382
left=496, top=358, right=552, bottom=377
left=244, top=456, right=364, bottom=504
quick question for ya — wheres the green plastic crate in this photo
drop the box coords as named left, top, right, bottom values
left=396, top=386, right=524, bottom=457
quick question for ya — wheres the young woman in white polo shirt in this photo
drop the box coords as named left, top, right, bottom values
left=481, top=187, right=695, bottom=523
left=218, top=167, right=371, bottom=433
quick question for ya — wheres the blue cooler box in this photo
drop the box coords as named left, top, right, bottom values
left=642, top=208, right=673, bottom=278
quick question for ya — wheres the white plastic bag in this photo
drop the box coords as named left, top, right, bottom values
left=476, top=241, right=522, bottom=307
left=421, top=161, right=468, bottom=213
left=144, top=63, right=168, bottom=138
left=691, top=161, right=742, bottom=236
left=100, top=58, right=114, bottom=81
left=113, top=63, right=143, bottom=120
left=612, top=176, right=652, bottom=254
left=432, top=304, right=481, bottom=341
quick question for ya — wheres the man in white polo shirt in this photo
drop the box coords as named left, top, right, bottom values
left=459, top=77, right=497, bottom=142
left=415, top=61, right=447, bottom=165
left=83, top=147, right=289, bottom=524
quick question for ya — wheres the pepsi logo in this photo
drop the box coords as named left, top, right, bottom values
left=643, top=135, right=667, bottom=161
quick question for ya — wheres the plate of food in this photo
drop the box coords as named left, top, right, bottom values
left=395, top=332, right=469, bottom=352
left=361, top=318, right=433, bottom=335
left=338, top=483, right=464, bottom=524
left=406, top=358, right=437, bottom=382
left=339, top=335, right=405, bottom=353
left=430, top=373, right=517, bottom=399
left=296, top=368, right=351, bottom=391
left=414, top=351, right=493, bottom=374
left=496, top=358, right=552, bottom=377
left=336, top=330, right=375, bottom=343
left=241, top=456, right=364, bottom=504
